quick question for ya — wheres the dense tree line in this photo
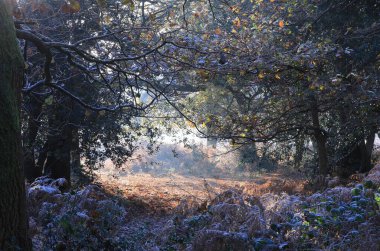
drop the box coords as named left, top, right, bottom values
left=0, top=0, right=379, bottom=248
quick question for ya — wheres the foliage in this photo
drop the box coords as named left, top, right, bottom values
left=284, top=184, right=380, bottom=250
left=28, top=178, right=129, bottom=250
left=14, top=0, right=380, bottom=180
left=151, top=182, right=380, bottom=250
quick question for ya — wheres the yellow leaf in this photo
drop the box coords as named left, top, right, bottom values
left=227, top=75, right=236, bottom=85
left=232, top=17, right=241, bottom=28
left=258, top=72, right=265, bottom=79
left=202, top=34, right=210, bottom=40
left=69, top=0, right=80, bottom=12
left=186, top=121, right=196, bottom=128
left=275, top=73, right=281, bottom=80
left=104, top=15, right=111, bottom=24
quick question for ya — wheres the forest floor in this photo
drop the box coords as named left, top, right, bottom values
left=95, top=143, right=310, bottom=214
left=97, top=169, right=308, bottom=214
left=29, top=164, right=380, bottom=250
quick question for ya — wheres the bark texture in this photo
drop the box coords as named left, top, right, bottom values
left=0, top=1, right=31, bottom=249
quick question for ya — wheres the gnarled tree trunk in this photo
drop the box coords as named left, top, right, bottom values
left=0, top=1, right=31, bottom=249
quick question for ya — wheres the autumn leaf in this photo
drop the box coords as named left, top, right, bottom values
left=230, top=5, right=240, bottom=14
left=30, top=0, right=53, bottom=14
left=215, top=27, right=222, bottom=35
left=202, top=34, right=210, bottom=40
left=149, top=13, right=156, bottom=21
left=197, top=69, right=209, bottom=79
left=61, top=0, right=80, bottom=13
left=85, top=109, right=92, bottom=117
left=227, top=75, right=236, bottom=85
left=69, top=0, right=80, bottom=11
left=122, top=0, right=135, bottom=10
left=279, top=20, right=285, bottom=28
left=232, top=17, right=241, bottom=28
left=186, top=121, right=196, bottom=128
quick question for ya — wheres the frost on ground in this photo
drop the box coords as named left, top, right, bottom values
left=27, top=171, right=380, bottom=251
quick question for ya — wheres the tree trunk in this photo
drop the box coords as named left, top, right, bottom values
left=38, top=95, right=74, bottom=186
left=294, top=135, right=305, bottom=170
left=0, top=1, right=31, bottom=249
left=23, top=95, right=43, bottom=181
left=71, top=127, right=81, bottom=171
left=37, top=140, right=49, bottom=175
left=43, top=125, right=72, bottom=186
left=359, top=128, right=376, bottom=173
left=310, top=97, right=329, bottom=175
left=337, top=127, right=376, bottom=176
left=238, top=143, right=260, bottom=171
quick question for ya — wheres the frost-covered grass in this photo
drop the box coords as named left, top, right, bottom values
left=28, top=174, right=380, bottom=251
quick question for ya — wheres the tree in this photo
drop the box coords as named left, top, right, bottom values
left=16, top=0, right=206, bottom=185
left=0, top=0, right=31, bottom=249
left=169, top=0, right=379, bottom=177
